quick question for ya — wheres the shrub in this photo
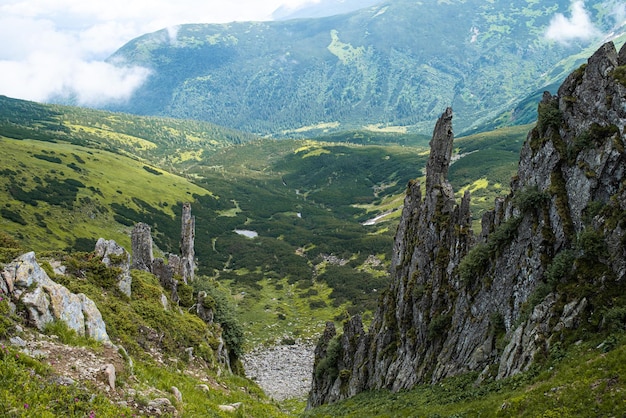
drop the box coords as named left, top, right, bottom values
left=0, top=231, right=21, bottom=249
left=603, top=306, right=626, bottom=332
left=514, top=186, right=549, bottom=213
left=545, top=249, right=576, bottom=287
left=177, top=283, right=194, bottom=308
left=428, top=313, right=452, bottom=340
left=576, top=227, right=607, bottom=262
left=537, top=100, right=562, bottom=133
left=458, top=243, right=490, bottom=284
left=582, top=201, right=605, bottom=225
left=315, top=336, right=341, bottom=380
left=309, top=300, right=327, bottom=309
left=193, top=278, right=245, bottom=358
left=0, top=295, right=14, bottom=337
left=143, top=165, right=163, bottom=175
left=0, top=208, right=27, bottom=225
left=34, top=154, right=62, bottom=164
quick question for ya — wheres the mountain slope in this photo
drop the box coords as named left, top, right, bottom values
left=308, top=41, right=626, bottom=407
left=0, top=95, right=256, bottom=167
left=0, top=93, right=531, bottom=350
left=106, top=0, right=624, bottom=136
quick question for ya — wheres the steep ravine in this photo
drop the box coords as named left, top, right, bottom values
left=308, top=41, right=626, bottom=407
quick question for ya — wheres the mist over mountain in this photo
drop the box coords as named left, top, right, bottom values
left=105, top=0, right=625, bottom=137
left=272, top=0, right=382, bottom=20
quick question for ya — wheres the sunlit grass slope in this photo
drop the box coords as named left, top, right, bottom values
left=0, top=137, right=210, bottom=251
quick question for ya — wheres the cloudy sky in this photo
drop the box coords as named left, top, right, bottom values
left=0, top=0, right=621, bottom=106
left=0, top=0, right=339, bottom=105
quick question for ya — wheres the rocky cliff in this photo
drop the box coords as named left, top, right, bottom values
left=308, top=41, right=626, bottom=407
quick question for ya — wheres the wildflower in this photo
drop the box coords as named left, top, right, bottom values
left=24, top=403, right=29, bottom=409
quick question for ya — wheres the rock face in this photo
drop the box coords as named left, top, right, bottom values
left=180, top=202, right=196, bottom=284
left=0, top=252, right=110, bottom=343
left=131, top=222, right=154, bottom=271
left=308, top=42, right=626, bottom=407
left=130, top=204, right=196, bottom=298
left=95, top=238, right=132, bottom=297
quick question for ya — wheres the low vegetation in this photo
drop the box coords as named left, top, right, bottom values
left=10, top=92, right=610, bottom=416
left=0, top=237, right=287, bottom=416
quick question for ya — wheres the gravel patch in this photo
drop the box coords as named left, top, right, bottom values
left=243, top=343, right=314, bottom=401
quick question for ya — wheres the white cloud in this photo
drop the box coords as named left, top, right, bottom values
left=0, top=0, right=323, bottom=105
left=608, top=1, right=626, bottom=26
left=545, top=1, right=600, bottom=44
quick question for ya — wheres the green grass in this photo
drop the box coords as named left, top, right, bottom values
left=0, top=137, right=210, bottom=252
left=0, top=344, right=133, bottom=417
left=1, top=248, right=287, bottom=417
left=229, top=276, right=352, bottom=348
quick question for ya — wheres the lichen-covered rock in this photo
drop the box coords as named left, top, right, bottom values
left=309, top=42, right=626, bottom=407
left=196, top=291, right=215, bottom=323
left=151, top=258, right=179, bottom=304
left=95, top=238, right=132, bottom=297
left=131, top=223, right=154, bottom=271
left=0, top=252, right=110, bottom=343
left=180, top=202, right=196, bottom=284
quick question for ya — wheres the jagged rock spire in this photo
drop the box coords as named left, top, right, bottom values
left=131, top=223, right=154, bottom=271
left=180, top=202, right=196, bottom=284
left=309, top=41, right=626, bottom=408
left=308, top=108, right=473, bottom=407
left=426, top=107, right=454, bottom=193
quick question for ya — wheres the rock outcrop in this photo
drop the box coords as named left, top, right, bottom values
left=95, top=238, right=132, bottom=297
left=131, top=222, right=154, bottom=271
left=151, top=258, right=179, bottom=304
left=180, top=202, right=196, bottom=284
left=308, top=41, right=626, bottom=407
left=0, top=252, right=110, bottom=343
left=130, top=204, right=196, bottom=299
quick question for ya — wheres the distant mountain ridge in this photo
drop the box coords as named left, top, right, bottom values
left=106, top=0, right=624, bottom=136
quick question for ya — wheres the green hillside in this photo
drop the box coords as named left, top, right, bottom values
left=0, top=96, right=528, bottom=348
left=0, top=95, right=256, bottom=167
left=0, top=137, right=209, bottom=252
left=106, top=0, right=624, bottom=136
left=4, top=88, right=622, bottom=415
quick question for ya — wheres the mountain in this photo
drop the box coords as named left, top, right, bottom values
left=0, top=89, right=531, bottom=351
left=3, top=40, right=625, bottom=416
left=0, top=93, right=527, bottom=415
left=105, top=0, right=625, bottom=136
left=308, top=40, right=626, bottom=412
